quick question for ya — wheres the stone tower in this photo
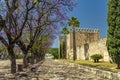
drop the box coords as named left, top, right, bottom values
left=66, top=28, right=100, bottom=60
left=67, top=28, right=100, bottom=49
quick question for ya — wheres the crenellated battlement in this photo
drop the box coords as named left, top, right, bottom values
left=68, top=28, right=100, bottom=49
left=59, top=27, right=109, bottom=62
left=69, top=28, right=99, bottom=33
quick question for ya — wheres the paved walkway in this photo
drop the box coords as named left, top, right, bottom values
left=27, top=59, right=109, bottom=80
left=0, top=59, right=110, bottom=80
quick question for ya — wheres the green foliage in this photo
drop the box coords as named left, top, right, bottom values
left=15, top=54, right=23, bottom=59
left=0, top=45, right=7, bottom=53
left=59, top=42, right=66, bottom=59
left=33, top=0, right=39, bottom=4
left=91, top=54, right=103, bottom=63
left=1, top=54, right=10, bottom=60
left=32, top=35, right=50, bottom=52
left=107, top=0, right=120, bottom=68
left=61, top=27, right=69, bottom=35
left=67, top=17, right=80, bottom=27
left=48, top=48, right=58, bottom=59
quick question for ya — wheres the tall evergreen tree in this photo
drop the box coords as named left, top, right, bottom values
left=107, top=0, right=120, bottom=68
left=61, top=27, right=69, bottom=59
left=68, top=17, right=80, bottom=61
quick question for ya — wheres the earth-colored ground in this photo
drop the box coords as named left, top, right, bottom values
left=0, top=59, right=22, bottom=73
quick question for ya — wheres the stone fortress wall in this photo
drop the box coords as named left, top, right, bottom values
left=66, top=28, right=109, bottom=61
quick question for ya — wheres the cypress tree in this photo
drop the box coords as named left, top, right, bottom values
left=61, top=27, right=69, bottom=59
left=107, top=0, right=120, bottom=68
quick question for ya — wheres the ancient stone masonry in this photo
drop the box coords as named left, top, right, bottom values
left=68, top=28, right=100, bottom=49
left=59, top=28, right=109, bottom=61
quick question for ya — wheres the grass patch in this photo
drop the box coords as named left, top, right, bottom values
left=65, top=59, right=120, bottom=73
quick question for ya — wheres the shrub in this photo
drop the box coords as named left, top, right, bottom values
left=15, top=54, right=23, bottom=59
left=47, top=48, right=59, bottom=59
left=91, top=54, right=103, bottom=63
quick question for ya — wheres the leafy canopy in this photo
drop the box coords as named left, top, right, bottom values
left=61, top=27, right=69, bottom=35
left=67, top=17, right=80, bottom=27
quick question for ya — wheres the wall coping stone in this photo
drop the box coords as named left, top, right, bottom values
left=68, top=62, right=120, bottom=80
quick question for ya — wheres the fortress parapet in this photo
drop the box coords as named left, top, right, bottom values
left=69, top=28, right=99, bottom=33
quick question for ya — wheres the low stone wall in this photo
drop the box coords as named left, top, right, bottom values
left=69, top=62, right=120, bottom=80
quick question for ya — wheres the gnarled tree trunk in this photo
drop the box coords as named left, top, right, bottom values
left=23, top=53, right=28, bottom=68
left=8, top=47, right=16, bottom=73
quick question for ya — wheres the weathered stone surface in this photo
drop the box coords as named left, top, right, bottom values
left=0, top=74, right=4, bottom=78
left=0, top=59, right=112, bottom=80
left=31, top=78, right=37, bottom=80
left=21, top=59, right=108, bottom=80
left=59, top=29, right=110, bottom=62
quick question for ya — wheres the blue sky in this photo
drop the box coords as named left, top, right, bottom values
left=52, top=0, right=108, bottom=48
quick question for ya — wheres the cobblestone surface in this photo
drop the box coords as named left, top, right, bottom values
left=22, top=59, right=109, bottom=80
left=0, top=59, right=110, bottom=80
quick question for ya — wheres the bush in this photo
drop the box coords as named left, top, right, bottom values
left=91, top=54, right=103, bottom=63
left=15, top=54, right=23, bottom=59
left=47, top=48, right=59, bottom=59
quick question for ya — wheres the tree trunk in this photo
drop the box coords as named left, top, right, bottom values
left=97, top=59, right=99, bottom=63
left=60, top=43, right=63, bottom=59
left=62, top=42, right=64, bottom=59
left=117, top=64, right=120, bottom=69
left=33, top=53, right=37, bottom=63
left=34, top=52, right=40, bottom=63
left=10, top=56, right=16, bottom=73
left=31, top=54, right=35, bottom=64
left=23, top=54, right=28, bottom=68
left=64, top=35, right=67, bottom=59
left=36, top=57, right=40, bottom=63
left=73, top=27, right=76, bottom=61
left=8, top=47, right=16, bottom=73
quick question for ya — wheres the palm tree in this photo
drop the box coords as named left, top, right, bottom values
left=67, top=17, right=80, bottom=61
left=61, top=27, right=69, bottom=59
